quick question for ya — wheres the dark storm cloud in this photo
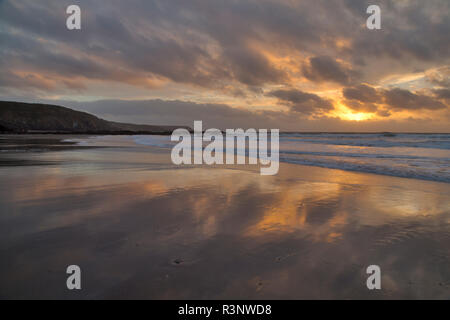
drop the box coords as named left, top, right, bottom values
left=343, top=0, right=450, bottom=63
left=302, top=56, right=354, bottom=85
left=343, top=84, right=381, bottom=103
left=383, top=88, right=447, bottom=111
left=0, top=0, right=298, bottom=90
left=269, top=89, right=334, bottom=114
left=433, top=89, right=450, bottom=100
left=0, top=32, right=116, bottom=80
left=1, top=0, right=448, bottom=92
left=222, top=47, right=287, bottom=86
left=343, top=85, right=449, bottom=112
left=0, top=0, right=449, bottom=134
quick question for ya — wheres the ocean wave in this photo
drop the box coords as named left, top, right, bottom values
left=279, top=137, right=450, bottom=150
left=279, top=156, right=450, bottom=183
left=279, top=149, right=450, bottom=161
left=132, top=134, right=450, bottom=183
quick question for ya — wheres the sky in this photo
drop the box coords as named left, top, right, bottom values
left=0, top=0, right=449, bottom=131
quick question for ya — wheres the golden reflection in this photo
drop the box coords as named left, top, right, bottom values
left=2, top=149, right=449, bottom=246
left=245, top=181, right=352, bottom=243
left=326, top=232, right=343, bottom=243
left=1, top=145, right=450, bottom=300
left=144, top=182, right=169, bottom=196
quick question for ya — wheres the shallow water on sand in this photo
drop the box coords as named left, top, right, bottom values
left=0, top=135, right=449, bottom=299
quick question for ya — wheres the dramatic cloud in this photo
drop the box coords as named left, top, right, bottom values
left=302, top=56, right=354, bottom=85
left=1, top=0, right=448, bottom=91
left=342, top=100, right=380, bottom=114
left=426, top=66, right=450, bottom=88
left=12, top=98, right=438, bottom=133
left=342, top=85, right=449, bottom=113
left=384, top=88, right=447, bottom=111
left=0, top=0, right=449, bottom=131
left=433, top=89, right=450, bottom=101
left=343, top=84, right=381, bottom=103
left=269, top=89, right=334, bottom=115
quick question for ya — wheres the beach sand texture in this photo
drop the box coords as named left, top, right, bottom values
left=0, top=135, right=449, bottom=299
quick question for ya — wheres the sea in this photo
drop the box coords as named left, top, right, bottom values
left=131, top=133, right=450, bottom=183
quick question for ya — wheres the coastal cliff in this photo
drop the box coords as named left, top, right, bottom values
left=0, top=101, right=188, bottom=134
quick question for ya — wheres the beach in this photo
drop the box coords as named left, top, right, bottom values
left=0, top=134, right=449, bottom=299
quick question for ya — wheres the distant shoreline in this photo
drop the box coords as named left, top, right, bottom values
left=0, top=131, right=176, bottom=135
left=0, top=100, right=191, bottom=135
left=2, top=100, right=449, bottom=136
left=1, top=131, right=449, bottom=135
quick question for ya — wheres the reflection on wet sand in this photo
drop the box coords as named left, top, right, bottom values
left=0, top=142, right=449, bottom=299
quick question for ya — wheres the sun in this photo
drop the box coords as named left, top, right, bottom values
left=332, top=102, right=375, bottom=121
left=341, top=112, right=373, bottom=121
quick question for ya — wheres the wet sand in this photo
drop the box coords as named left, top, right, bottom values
left=0, top=135, right=449, bottom=299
